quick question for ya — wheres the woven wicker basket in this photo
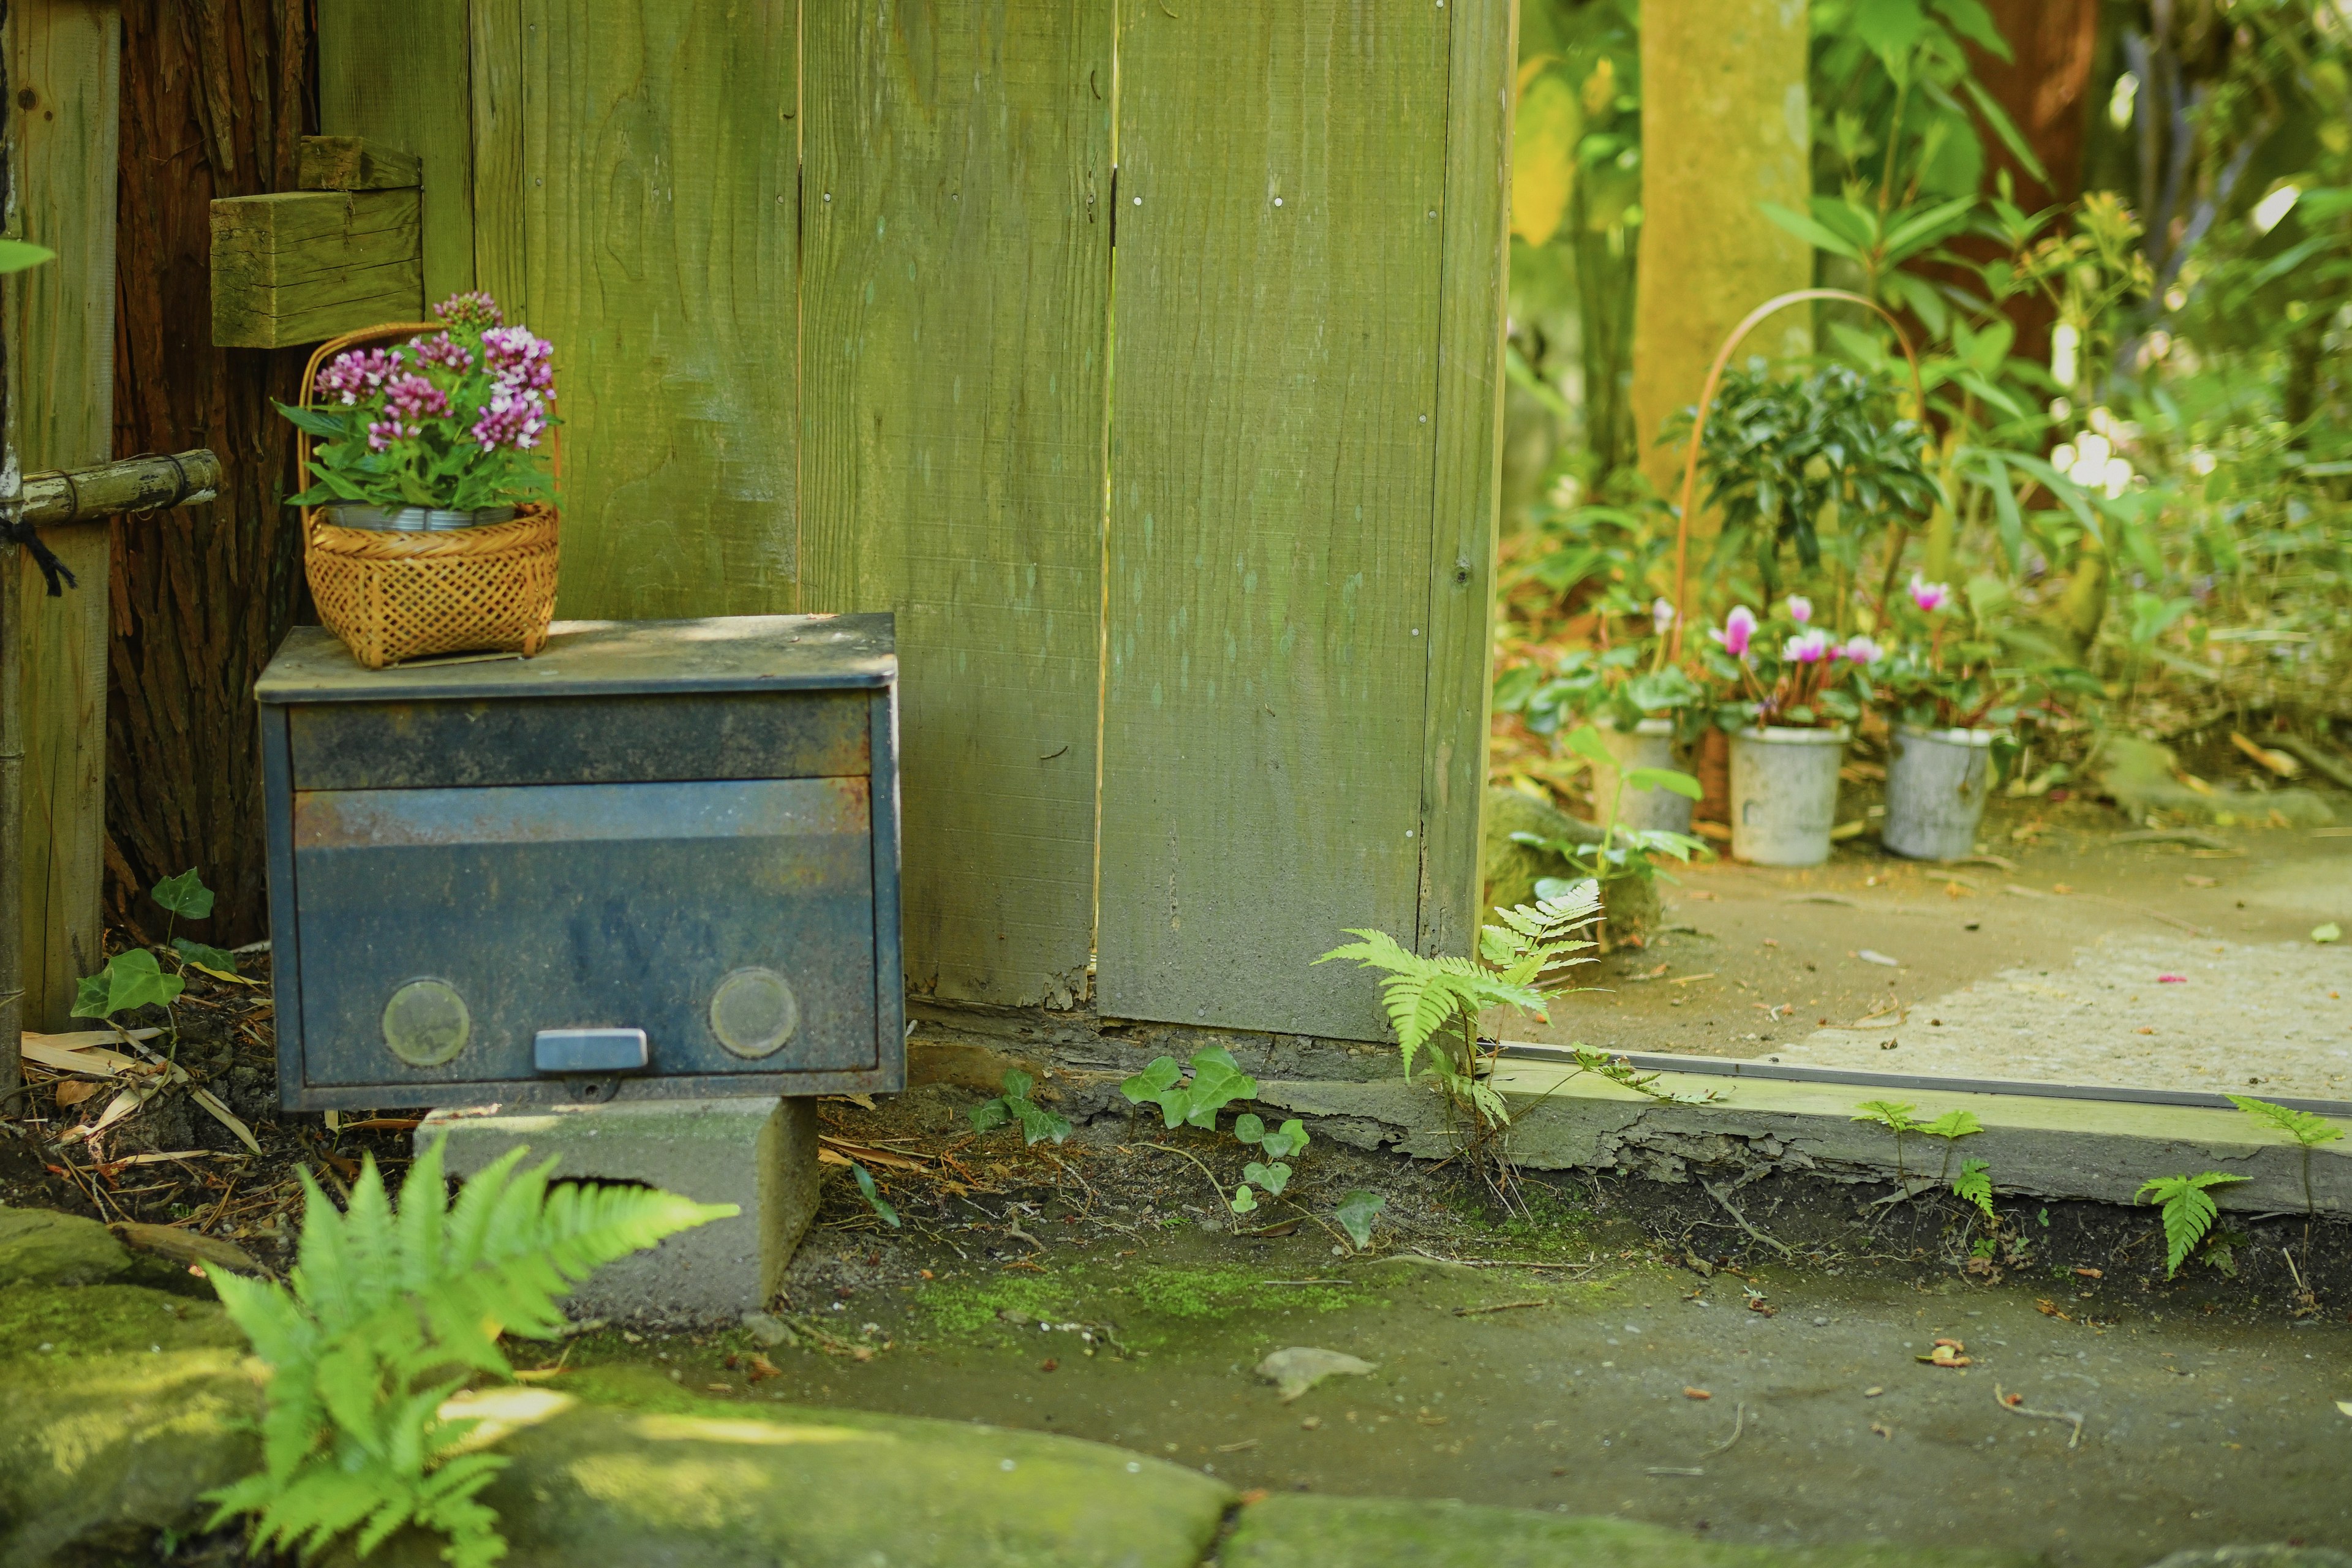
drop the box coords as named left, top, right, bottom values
left=297, top=321, right=561, bottom=671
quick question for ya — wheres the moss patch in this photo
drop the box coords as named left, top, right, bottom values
left=1120, top=1263, right=1370, bottom=1320
left=0, top=1282, right=244, bottom=1360
left=914, top=1268, right=1085, bottom=1338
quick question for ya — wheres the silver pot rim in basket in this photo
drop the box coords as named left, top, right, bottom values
left=324, top=502, right=519, bottom=533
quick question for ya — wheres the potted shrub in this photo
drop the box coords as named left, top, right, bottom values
left=1869, top=575, right=2024, bottom=861
left=277, top=291, right=562, bottom=668
left=1525, top=598, right=1708, bottom=834
left=1701, top=596, right=1879, bottom=866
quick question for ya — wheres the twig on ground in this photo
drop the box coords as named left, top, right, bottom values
left=1700, top=1400, right=1749, bottom=1457
left=1452, top=1298, right=1552, bottom=1316
left=1408, top=1251, right=1599, bottom=1273
left=1992, top=1383, right=2084, bottom=1449
left=1701, top=1181, right=1796, bottom=1260
left=1140, top=1142, right=1237, bottom=1219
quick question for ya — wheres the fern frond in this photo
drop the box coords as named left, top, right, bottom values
left=399, top=1135, right=453, bottom=1292
left=2226, top=1095, right=2343, bottom=1148
left=1316, top=928, right=1425, bottom=974
left=2138, top=1172, right=2248, bottom=1277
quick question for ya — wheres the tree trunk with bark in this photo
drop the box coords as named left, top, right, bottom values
left=1630, top=0, right=1814, bottom=509
left=110, top=0, right=311, bottom=943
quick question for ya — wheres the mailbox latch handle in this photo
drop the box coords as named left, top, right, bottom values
left=533, top=1028, right=650, bottom=1075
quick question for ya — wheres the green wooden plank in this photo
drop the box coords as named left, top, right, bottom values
left=1098, top=0, right=1451, bottom=1039
left=467, top=0, right=529, bottom=312
left=7, top=0, right=116, bottom=1030
left=520, top=1, right=799, bottom=622
left=799, top=1, right=1111, bottom=1009
left=319, top=0, right=474, bottom=304
left=211, top=190, right=424, bottom=347
left=1418, top=0, right=1516, bottom=960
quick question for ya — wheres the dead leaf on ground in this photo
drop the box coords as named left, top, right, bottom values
left=1684, top=1386, right=1713, bottom=1400
left=52, top=1080, right=102, bottom=1108
left=1257, top=1346, right=1376, bottom=1402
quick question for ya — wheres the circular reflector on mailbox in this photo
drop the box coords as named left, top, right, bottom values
left=382, top=978, right=471, bottom=1068
left=710, top=967, right=799, bottom=1058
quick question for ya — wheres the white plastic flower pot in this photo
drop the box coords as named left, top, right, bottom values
left=1595, top=718, right=1693, bottom=835
left=1728, top=725, right=1850, bottom=867
left=1883, top=725, right=1999, bottom=861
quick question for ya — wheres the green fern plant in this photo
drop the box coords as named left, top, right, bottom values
left=1316, top=884, right=1600, bottom=1128
left=1850, top=1101, right=1923, bottom=1183
left=2136, top=1171, right=2250, bottom=1278
left=2226, top=1095, right=2341, bottom=1221
left=1953, top=1158, right=1995, bottom=1222
left=203, top=1137, right=733, bottom=1566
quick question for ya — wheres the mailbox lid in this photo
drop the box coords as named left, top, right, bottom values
left=257, top=612, right=895, bottom=706
left=290, top=777, right=881, bottom=1090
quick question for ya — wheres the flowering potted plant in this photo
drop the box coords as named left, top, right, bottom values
left=1869, top=575, right=2025, bottom=861
left=1526, top=598, right=1709, bottom=834
left=1698, top=595, right=1879, bottom=866
left=276, top=292, right=564, bottom=669
left=281, top=291, right=556, bottom=530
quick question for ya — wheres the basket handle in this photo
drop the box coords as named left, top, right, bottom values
left=295, top=319, right=564, bottom=547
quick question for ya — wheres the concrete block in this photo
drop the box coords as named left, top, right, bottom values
left=418, top=1096, right=818, bottom=1325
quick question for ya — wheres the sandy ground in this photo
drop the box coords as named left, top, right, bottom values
left=1502, top=796, right=2352, bottom=1101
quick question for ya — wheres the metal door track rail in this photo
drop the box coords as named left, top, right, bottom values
left=1497, top=1042, right=2352, bottom=1120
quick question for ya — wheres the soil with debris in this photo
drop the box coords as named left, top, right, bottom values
left=2, top=950, right=421, bottom=1274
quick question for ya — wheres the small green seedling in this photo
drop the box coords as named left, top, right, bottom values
left=1120, top=1048, right=1258, bottom=1130
left=2228, top=1095, right=2342, bottom=1270
left=1852, top=1100, right=1923, bottom=1182
left=2136, top=1172, right=2249, bottom=1278
left=1240, top=1160, right=1292, bottom=1198
left=968, top=1069, right=1071, bottom=1146
left=850, top=1163, right=901, bottom=1229
left=1953, top=1158, right=1994, bottom=1221
left=72, top=949, right=184, bottom=1020
left=1234, top=1112, right=1310, bottom=1160
left=1230, top=1184, right=1259, bottom=1215
left=1335, top=1190, right=1386, bottom=1251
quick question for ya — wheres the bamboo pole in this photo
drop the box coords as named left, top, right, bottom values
left=3, top=448, right=221, bottom=1093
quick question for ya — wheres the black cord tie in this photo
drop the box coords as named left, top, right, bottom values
left=1, top=510, right=77, bottom=595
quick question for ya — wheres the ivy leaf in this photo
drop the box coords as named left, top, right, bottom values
left=70, top=950, right=186, bottom=1019
left=967, top=1099, right=1011, bottom=1136
left=1335, top=1191, right=1387, bottom=1251
left=1011, top=1099, right=1072, bottom=1147
left=1260, top=1119, right=1310, bottom=1160
left=1229, top=1185, right=1259, bottom=1216
left=1242, top=1161, right=1292, bottom=1197
left=152, top=869, right=216, bottom=921
left=172, top=937, right=241, bottom=976
left=1180, top=1049, right=1257, bottom=1129
left=1000, top=1069, right=1035, bottom=1102
left=1232, top=1114, right=1268, bottom=1147
left=1120, top=1057, right=1182, bottom=1109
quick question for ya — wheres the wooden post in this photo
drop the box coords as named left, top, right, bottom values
left=8, top=0, right=118, bottom=1033
left=1, top=0, right=21, bottom=1098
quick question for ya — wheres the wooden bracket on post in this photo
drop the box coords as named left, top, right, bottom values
left=210, top=136, right=424, bottom=349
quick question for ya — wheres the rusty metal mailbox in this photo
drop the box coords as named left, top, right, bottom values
left=255, top=614, right=902, bottom=1110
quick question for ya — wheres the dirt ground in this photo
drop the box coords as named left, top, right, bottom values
left=1502, top=794, right=2352, bottom=1101
left=533, top=1105, right=2352, bottom=1568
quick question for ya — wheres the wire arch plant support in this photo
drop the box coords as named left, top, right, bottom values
left=1664, top=288, right=1926, bottom=663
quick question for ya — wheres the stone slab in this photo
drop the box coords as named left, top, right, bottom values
left=1257, top=1060, right=2352, bottom=1218
left=419, top=1096, right=818, bottom=1324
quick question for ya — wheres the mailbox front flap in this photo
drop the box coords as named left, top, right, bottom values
left=292, top=777, right=880, bottom=1090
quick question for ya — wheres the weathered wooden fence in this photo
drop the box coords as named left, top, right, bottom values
left=306, top=0, right=1512, bottom=1044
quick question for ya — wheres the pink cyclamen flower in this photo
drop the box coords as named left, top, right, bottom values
left=1652, top=597, right=1676, bottom=635
left=1836, top=635, right=1883, bottom=663
left=1713, top=605, right=1758, bottom=658
left=1783, top=630, right=1831, bottom=664
left=1909, top=574, right=1953, bottom=614
left=1785, top=595, right=1814, bottom=624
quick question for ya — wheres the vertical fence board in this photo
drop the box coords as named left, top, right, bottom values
left=799, top=1, right=1111, bottom=1008
left=9, top=0, right=116, bottom=1028
left=1417, top=0, right=1514, bottom=961
left=520, top=1, right=799, bottom=621
left=320, top=0, right=474, bottom=303
left=467, top=0, right=528, bottom=314
left=1098, top=0, right=1451, bottom=1039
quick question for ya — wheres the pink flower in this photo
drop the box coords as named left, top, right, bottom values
left=314, top=347, right=399, bottom=405
left=1652, top=597, right=1676, bottom=635
left=383, top=372, right=449, bottom=423
left=483, top=325, right=557, bottom=396
left=1910, top=574, right=1952, bottom=614
left=1782, top=630, right=1831, bottom=664
left=410, top=331, right=475, bottom=373
left=1836, top=635, right=1883, bottom=663
left=471, top=384, right=548, bottom=451
left=435, top=290, right=505, bottom=328
left=1713, top=605, right=1758, bottom=658
left=1785, top=595, right=1814, bottom=625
